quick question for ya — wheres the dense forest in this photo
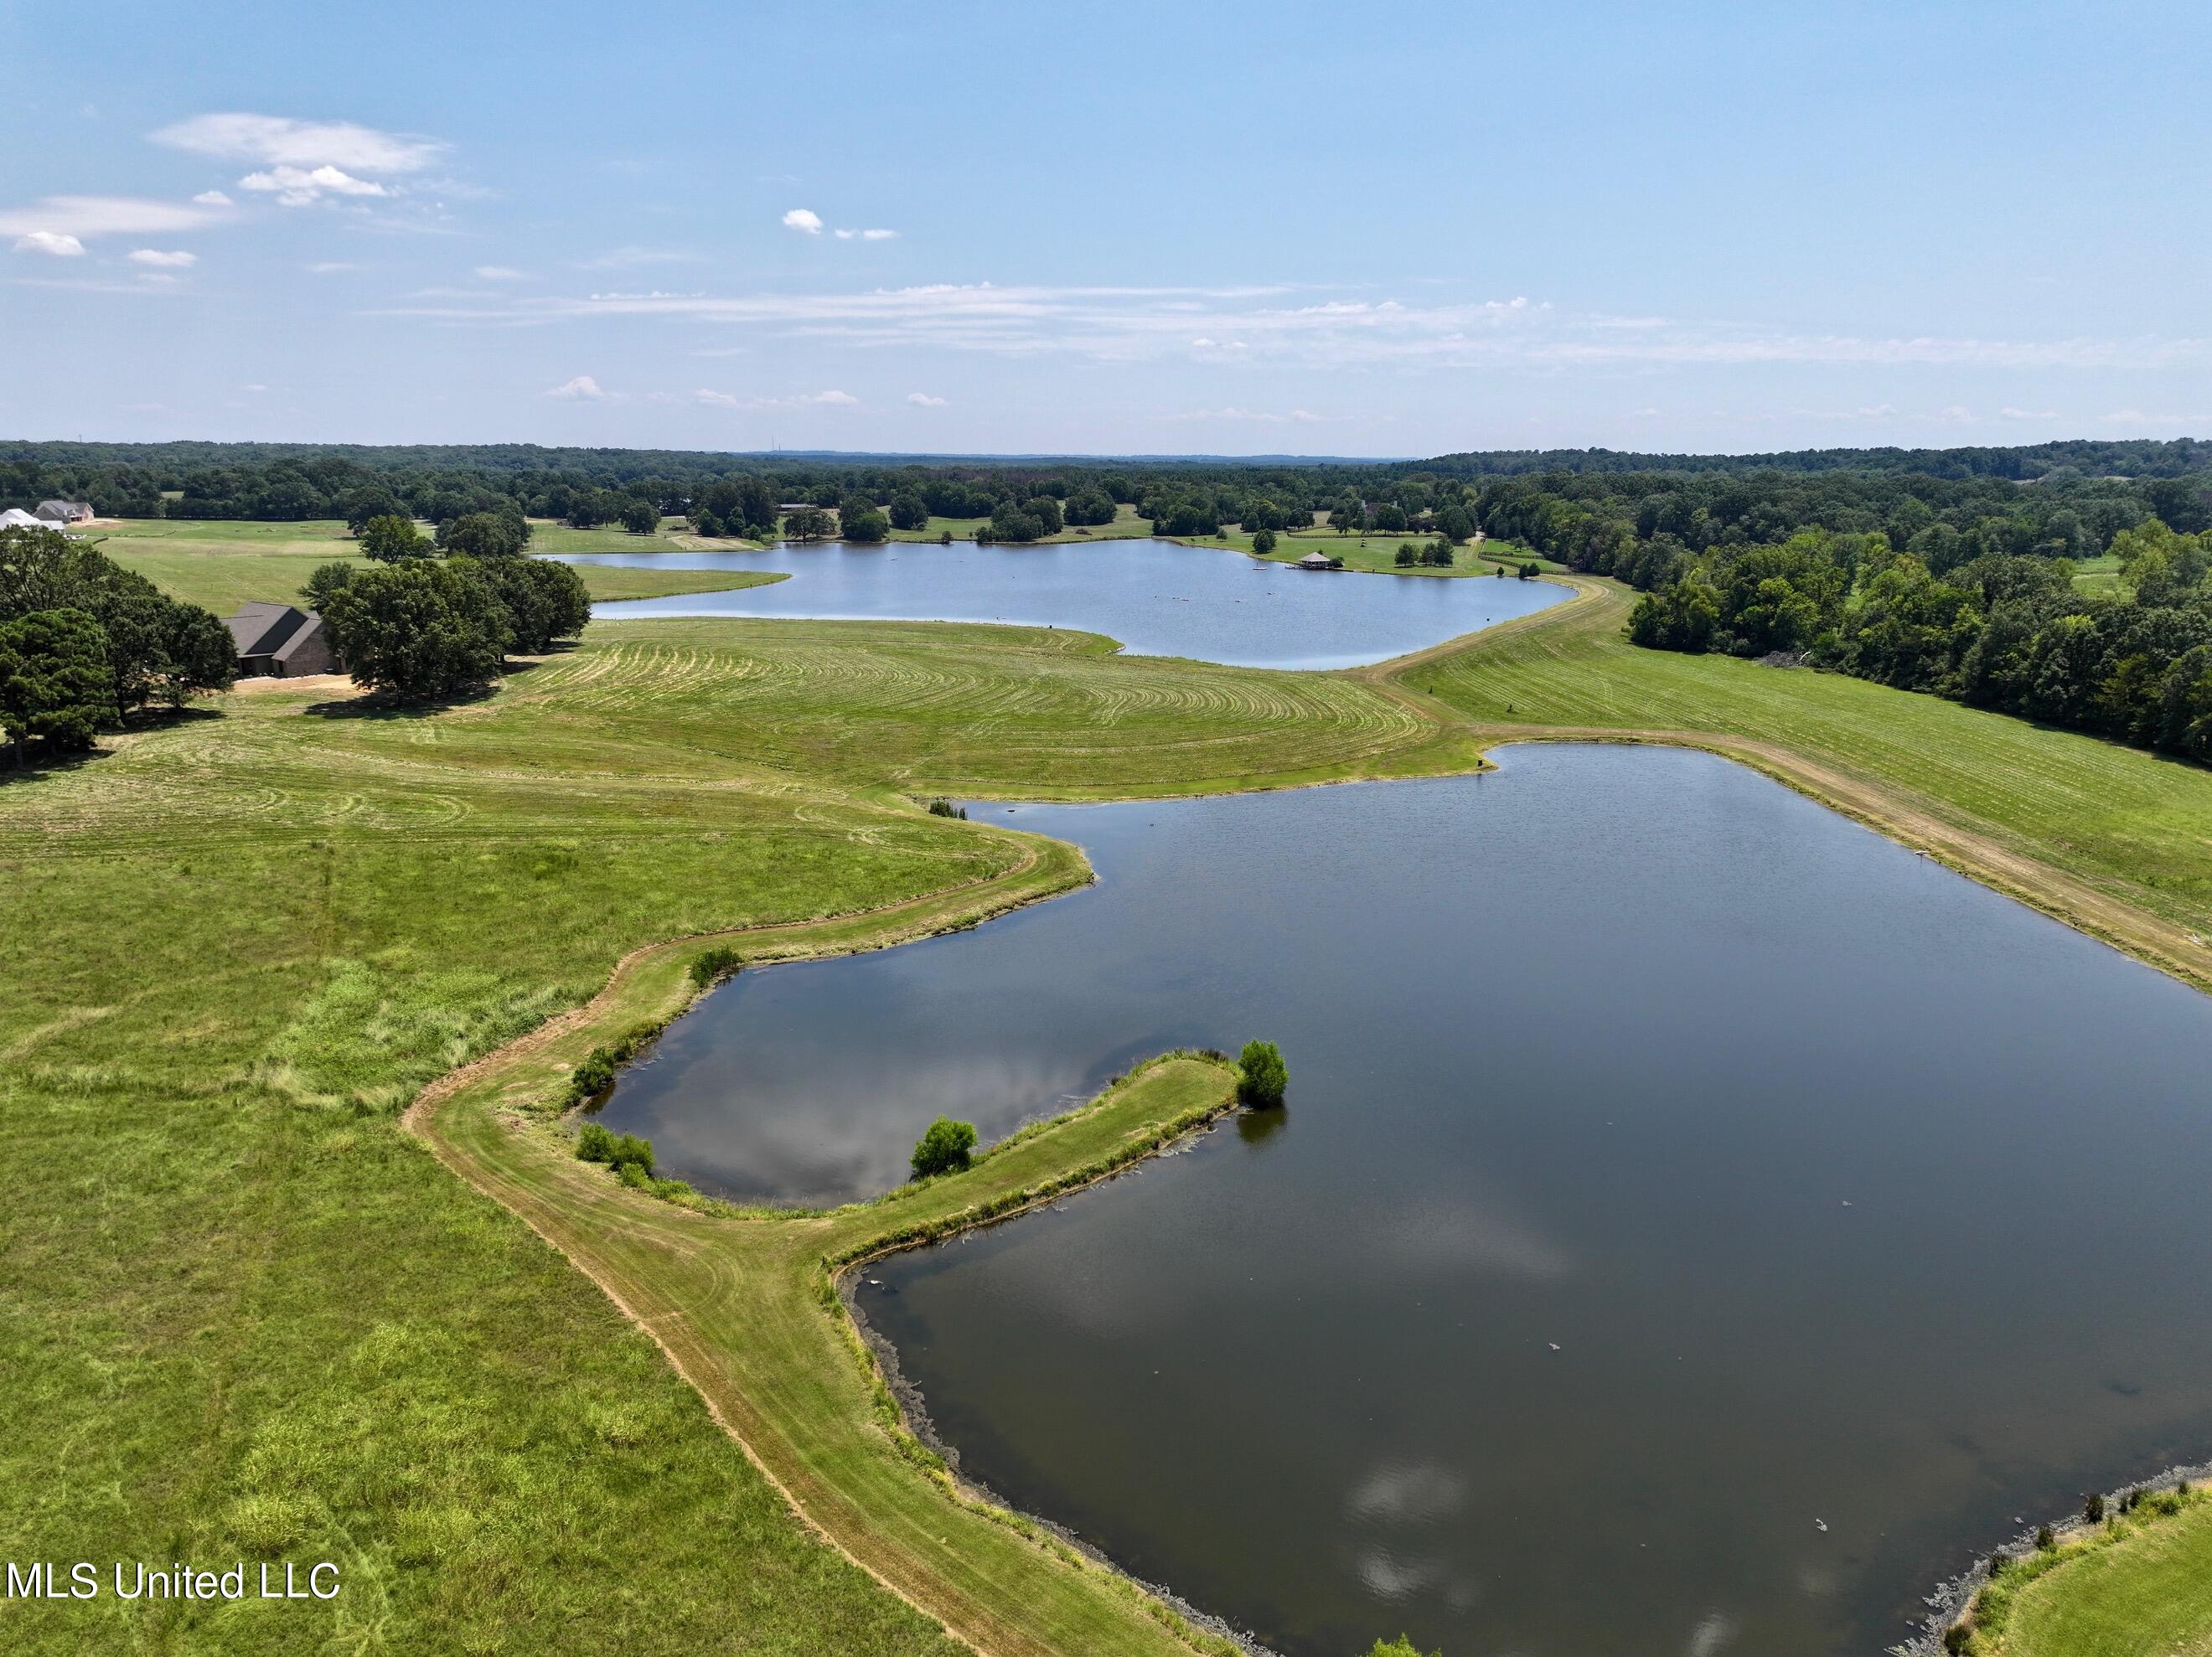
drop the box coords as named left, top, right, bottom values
left=5, top=436, right=2206, bottom=530
left=3, top=436, right=2208, bottom=764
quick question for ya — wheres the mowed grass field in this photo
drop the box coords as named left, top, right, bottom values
left=7, top=560, right=2212, bottom=1654
left=0, top=615, right=1482, bottom=1654
left=1992, top=1499, right=2212, bottom=1654
left=94, top=518, right=782, bottom=612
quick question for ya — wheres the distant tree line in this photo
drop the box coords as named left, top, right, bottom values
left=0, top=526, right=234, bottom=764
left=6, top=438, right=2204, bottom=568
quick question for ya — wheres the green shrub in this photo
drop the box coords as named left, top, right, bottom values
left=909, top=1117, right=977, bottom=1180
left=2084, top=1491, right=2106, bottom=1523
left=577, top=1123, right=654, bottom=1174
left=618, top=1161, right=652, bottom=1190
left=568, top=1050, right=618, bottom=1103
left=563, top=1018, right=669, bottom=1105
left=926, top=798, right=969, bottom=820
left=1943, top=1622, right=1972, bottom=1655
left=1368, top=1639, right=1440, bottom=1657
left=1237, top=1038, right=1288, bottom=1107
left=2036, top=1524, right=2055, bottom=1551
left=608, top=1133, right=654, bottom=1175
left=690, top=945, right=743, bottom=989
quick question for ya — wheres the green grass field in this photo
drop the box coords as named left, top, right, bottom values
left=1191, top=525, right=1548, bottom=577
left=6, top=561, right=2212, bottom=1654
left=2071, top=551, right=2127, bottom=596
left=886, top=504, right=1162, bottom=545
left=95, top=519, right=783, bottom=612
left=1943, top=1487, right=2212, bottom=1654
left=0, top=614, right=1482, bottom=1654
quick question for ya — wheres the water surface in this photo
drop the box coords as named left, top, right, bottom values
left=599, top=748, right=2212, bottom=1654
left=556, top=536, right=1560, bottom=668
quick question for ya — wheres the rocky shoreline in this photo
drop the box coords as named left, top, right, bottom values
left=1892, top=1455, right=2212, bottom=1654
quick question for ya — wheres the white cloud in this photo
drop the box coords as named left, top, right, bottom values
left=238, top=163, right=388, bottom=206
left=690, top=387, right=855, bottom=410
left=2102, top=409, right=2212, bottom=427
left=151, top=113, right=445, bottom=176
left=473, top=265, right=530, bottom=281
left=907, top=391, right=948, bottom=406
left=13, top=231, right=85, bottom=256
left=127, top=248, right=197, bottom=267
left=370, top=278, right=2212, bottom=376
left=303, top=261, right=364, bottom=274
left=781, top=208, right=824, bottom=235
left=0, top=194, right=224, bottom=240
left=833, top=227, right=897, bottom=240
left=578, top=245, right=699, bottom=270
left=240, top=383, right=268, bottom=392
left=545, top=374, right=609, bottom=400
left=1159, top=406, right=1323, bottom=424
left=1999, top=406, right=2060, bottom=421
left=193, top=189, right=233, bottom=206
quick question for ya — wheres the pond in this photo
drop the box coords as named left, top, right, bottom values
left=595, top=747, right=2212, bottom=1655
left=554, top=536, right=1562, bottom=669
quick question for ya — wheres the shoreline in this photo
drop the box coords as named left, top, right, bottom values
left=1895, top=1457, right=2212, bottom=1655
left=835, top=1086, right=1279, bottom=1657
left=406, top=844, right=1258, bottom=1654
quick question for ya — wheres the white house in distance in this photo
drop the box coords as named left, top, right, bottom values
left=35, top=500, right=94, bottom=524
left=0, top=508, right=42, bottom=529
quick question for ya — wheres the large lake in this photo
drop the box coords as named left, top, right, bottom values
left=556, top=537, right=1562, bottom=668
left=598, top=746, right=2212, bottom=1655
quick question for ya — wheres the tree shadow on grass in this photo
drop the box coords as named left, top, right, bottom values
left=300, top=648, right=572, bottom=720
left=0, top=743, right=118, bottom=787
left=128, top=705, right=226, bottom=734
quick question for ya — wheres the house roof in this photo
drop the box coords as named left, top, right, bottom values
left=0, top=508, right=39, bottom=528
left=1296, top=550, right=1336, bottom=566
left=226, top=602, right=316, bottom=658
left=271, top=614, right=328, bottom=663
left=35, top=499, right=90, bottom=516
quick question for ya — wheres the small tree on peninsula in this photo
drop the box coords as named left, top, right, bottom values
left=1238, top=1039, right=1288, bottom=1107
left=910, top=1117, right=978, bottom=1179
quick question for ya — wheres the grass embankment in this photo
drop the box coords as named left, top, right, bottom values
left=419, top=994, right=1243, bottom=1657
left=1391, top=576, right=2212, bottom=989
left=1944, top=1484, right=2212, bottom=1654
left=95, top=518, right=784, bottom=610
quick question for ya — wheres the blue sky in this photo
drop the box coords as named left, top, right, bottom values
left=3, top=0, right=2205, bottom=457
